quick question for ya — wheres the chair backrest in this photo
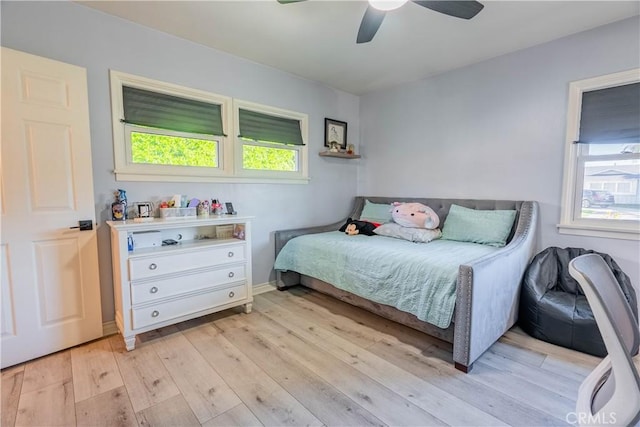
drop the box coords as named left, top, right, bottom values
left=569, top=254, right=640, bottom=425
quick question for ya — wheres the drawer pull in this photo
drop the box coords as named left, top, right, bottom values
left=150, top=286, right=158, bottom=294
left=227, top=251, right=234, bottom=258
left=151, top=310, right=160, bottom=318
left=149, top=263, right=158, bottom=270
left=228, top=291, right=235, bottom=298
left=228, top=272, right=235, bottom=278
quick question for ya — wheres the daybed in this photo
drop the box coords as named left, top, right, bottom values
left=274, top=196, right=539, bottom=372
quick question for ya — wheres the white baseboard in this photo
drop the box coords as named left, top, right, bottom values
left=102, top=321, right=118, bottom=337
left=253, top=281, right=277, bottom=295
left=101, top=282, right=276, bottom=336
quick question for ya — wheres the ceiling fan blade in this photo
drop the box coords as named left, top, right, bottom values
left=412, top=1, right=484, bottom=19
left=277, top=0, right=307, bottom=3
left=357, top=6, right=386, bottom=44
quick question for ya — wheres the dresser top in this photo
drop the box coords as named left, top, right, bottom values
left=107, top=215, right=253, bottom=231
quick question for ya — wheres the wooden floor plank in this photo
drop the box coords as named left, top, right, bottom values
left=481, top=347, right=580, bottom=400
left=283, top=288, right=576, bottom=423
left=368, top=339, right=564, bottom=426
left=153, top=331, right=242, bottom=423
left=470, top=361, right=575, bottom=422
left=232, top=310, right=447, bottom=427
left=262, top=289, right=381, bottom=349
left=504, top=328, right=601, bottom=367
left=253, top=298, right=507, bottom=427
left=273, top=287, right=453, bottom=354
left=183, top=322, right=323, bottom=427
left=202, top=403, right=264, bottom=427
left=71, top=338, right=124, bottom=402
left=14, top=380, right=75, bottom=427
left=499, top=332, right=596, bottom=383
left=1, top=366, right=24, bottom=427
left=0, top=365, right=24, bottom=377
left=75, top=386, right=137, bottom=427
left=135, top=325, right=182, bottom=346
left=108, top=334, right=181, bottom=413
left=220, top=318, right=386, bottom=426
left=20, top=350, right=72, bottom=395
left=488, top=340, right=547, bottom=368
left=540, top=356, right=593, bottom=383
left=136, top=394, right=200, bottom=426
left=2, top=290, right=600, bottom=427
left=505, top=326, right=594, bottom=383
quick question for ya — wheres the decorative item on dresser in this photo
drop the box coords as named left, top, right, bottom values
left=107, top=216, right=253, bottom=350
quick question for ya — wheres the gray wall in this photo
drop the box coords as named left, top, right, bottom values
left=1, top=1, right=360, bottom=322
left=359, top=17, right=640, bottom=289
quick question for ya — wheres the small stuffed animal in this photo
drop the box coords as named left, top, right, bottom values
left=339, top=218, right=377, bottom=236
left=391, top=202, right=440, bottom=229
left=344, top=223, right=359, bottom=235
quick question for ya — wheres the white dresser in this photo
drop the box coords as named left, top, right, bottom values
left=107, top=216, right=253, bottom=350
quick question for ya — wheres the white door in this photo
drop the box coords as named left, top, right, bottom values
left=1, top=47, right=102, bottom=368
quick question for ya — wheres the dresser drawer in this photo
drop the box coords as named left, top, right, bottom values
left=129, top=243, right=245, bottom=280
left=131, top=264, right=246, bottom=305
left=132, top=283, right=247, bottom=329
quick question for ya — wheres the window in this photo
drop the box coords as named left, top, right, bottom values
left=128, top=127, right=219, bottom=168
left=110, top=71, right=309, bottom=183
left=234, top=100, right=308, bottom=180
left=110, top=71, right=231, bottom=181
left=559, top=69, right=640, bottom=240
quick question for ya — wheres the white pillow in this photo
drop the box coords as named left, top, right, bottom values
left=374, top=223, right=441, bottom=243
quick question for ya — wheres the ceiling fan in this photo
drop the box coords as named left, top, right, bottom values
left=277, top=0, right=484, bottom=44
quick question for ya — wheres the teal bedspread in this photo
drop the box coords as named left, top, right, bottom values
left=274, top=231, right=498, bottom=328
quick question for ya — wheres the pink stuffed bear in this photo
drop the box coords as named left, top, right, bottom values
left=391, top=202, right=440, bottom=229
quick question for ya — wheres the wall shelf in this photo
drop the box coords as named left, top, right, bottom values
left=319, top=151, right=361, bottom=159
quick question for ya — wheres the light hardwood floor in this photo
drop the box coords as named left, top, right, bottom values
left=1, top=287, right=600, bottom=427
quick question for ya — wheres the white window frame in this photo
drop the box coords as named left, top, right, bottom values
left=110, top=71, right=310, bottom=184
left=110, top=70, right=234, bottom=182
left=558, top=69, right=640, bottom=240
left=233, top=99, right=309, bottom=183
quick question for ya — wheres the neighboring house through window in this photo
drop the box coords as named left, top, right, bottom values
left=559, top=69, right=640, bottom=240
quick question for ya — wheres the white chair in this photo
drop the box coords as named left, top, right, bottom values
left=569, top=254, right=640, bottom=427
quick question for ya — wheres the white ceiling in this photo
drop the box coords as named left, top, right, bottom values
left=79, top=1, right=639, bottom=95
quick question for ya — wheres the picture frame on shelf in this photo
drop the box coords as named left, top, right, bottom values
left=324, top=118, right=347, bottom=150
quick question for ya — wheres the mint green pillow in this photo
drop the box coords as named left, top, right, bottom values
left=360, top=199, right=392, bottom=224
left=441, top=204, right=516, bottom=247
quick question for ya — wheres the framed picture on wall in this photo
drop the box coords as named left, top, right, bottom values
left=324, top=118, right=347, bottom=150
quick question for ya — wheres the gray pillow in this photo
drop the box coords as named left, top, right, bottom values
left=441, top=204, right=516, bottom=247
left=374, top=222, right=441, bottom=243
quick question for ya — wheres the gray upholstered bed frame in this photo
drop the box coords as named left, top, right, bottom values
left=275, top=197, right=539, bottom=373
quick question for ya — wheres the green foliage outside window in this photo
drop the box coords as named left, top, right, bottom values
left=242, top=144, right=297, bottom=171
left=131, top=131, right=218, bottom=167
left=130, top=131, right=297, bottom=172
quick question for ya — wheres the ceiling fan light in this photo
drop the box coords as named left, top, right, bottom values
left=369, top=0, right=408, bottom=12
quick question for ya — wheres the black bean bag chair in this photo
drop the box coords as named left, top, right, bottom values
left=519, top=247, right=637, bottom=357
